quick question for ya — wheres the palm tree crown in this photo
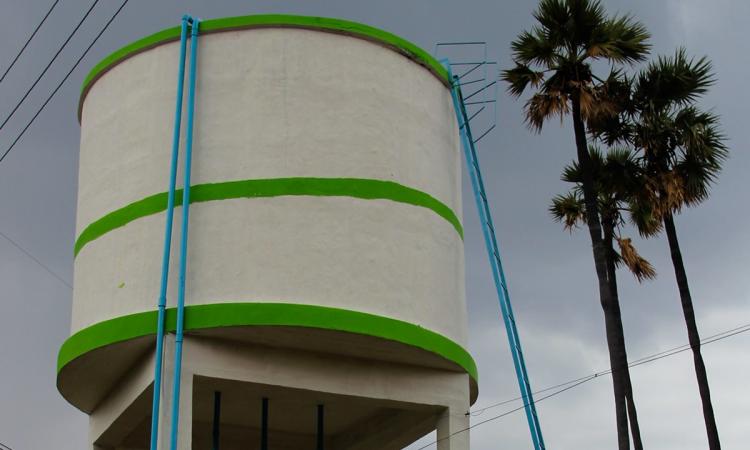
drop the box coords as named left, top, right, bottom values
left=503, top=0, right=650, bottom=131
left=551, top=146, right=657, bottom=281
left=591, top=49, right=728, bottom=231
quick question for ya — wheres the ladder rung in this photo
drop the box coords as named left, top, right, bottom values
left=459, top=78, right=486, bottom=87
left=465, top=106, right=485, bottom=126
left=473, top=124, right=497, bottom=145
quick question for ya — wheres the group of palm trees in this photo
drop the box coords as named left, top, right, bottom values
left=502, top=0, right=727, bottom=449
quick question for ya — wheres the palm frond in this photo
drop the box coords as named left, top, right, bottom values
left=550, top=191, right=586, bottom=231
left=616, top=237, right=657, bottom=281
left=603, top=147, right=642, bottom=193
left=587, top=70, right=633, bottom=129
left=502, top=63, right=546, bottom=97
left=634, top=48, right=714, bottom=111
left=628, top=196, right=662, bottom=237
left=578, top=84, right=619, bottom=121
left=675, top=108, right=728, bottom=163
left=589, top=14, right=651, bottom=64
left=676, top=152, right=722, bottom=206
left=561, top=160, right=582, bottom=184
left=567, top=0, right=608, bottom=49
left=533, top=0, right=573, bottom=48
left=510, top=27, right=559, bottom=66
left=524, top=91, right=570, bottom=132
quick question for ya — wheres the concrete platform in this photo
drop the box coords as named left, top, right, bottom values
left=89, top=335, right=471, bottom=450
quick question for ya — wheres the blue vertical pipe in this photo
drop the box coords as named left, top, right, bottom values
left=149, top=15, right=189, bottom=450
left=168, top=17, right=200, bottom=450
left=445, top=63, right=546, bottom=450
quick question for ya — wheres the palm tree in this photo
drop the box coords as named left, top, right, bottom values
left=552, top=147, right=655, bottom=450
left=503, top=1, right=650, bottom=448
left=593, top=49, right=728, bottom=450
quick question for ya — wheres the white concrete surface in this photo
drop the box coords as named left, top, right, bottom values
left=87, top=335, right=470, bottom=449
left=72, top=196, right=466, bottom=346
left=72, top=25, right=467, bottom=346
left=78, top=28, right=459, bottom=231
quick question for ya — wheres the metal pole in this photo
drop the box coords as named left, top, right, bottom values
left=168, top=16, right=200, bottom=450
left=212, top=391, right=221, bottom=450
left=149, top=15, right=189, bottom=450
left=261, top=398, right=269, bottom=450
left=316, top=404, right=324, bottom=450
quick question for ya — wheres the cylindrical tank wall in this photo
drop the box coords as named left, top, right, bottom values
left=60, top=17, right=475, bottom=412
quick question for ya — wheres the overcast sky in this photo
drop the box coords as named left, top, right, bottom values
left=0, top=1, right=747, bottom=449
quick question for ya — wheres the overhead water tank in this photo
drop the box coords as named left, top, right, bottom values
left=57, top=14, right=476, bottom=450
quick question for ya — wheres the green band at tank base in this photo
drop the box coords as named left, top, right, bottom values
left=79, top=14, right=450, bottom=119
left=57, top=302, right=478, bottom=383
left=74, top=177, right=463, bottom=257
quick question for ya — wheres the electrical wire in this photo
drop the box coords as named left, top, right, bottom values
left=0, top=228, right=72, bottom=289
left=416, top=378, right=596, bottom=450
left=0, top=0, right=61, bottom=84
left=0, top=0, right=130, bottom=164
left=414, top=323, right=750, bottom=449
left=469, top=322, right=750, bottom=416
left=0, top=0, right=101, bottom=132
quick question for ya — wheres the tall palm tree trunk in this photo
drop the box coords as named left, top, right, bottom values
left=663, top=212, right=721, bottom=449
left=603, top=220, right=644, bottom=450
left=624, top=374, right=644, bottom=450
left=572, top=95, right=631, bottom=450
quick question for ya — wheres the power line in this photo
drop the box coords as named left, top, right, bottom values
left=416, top=378, right=596, bottom=450
left=0, top=0, right=61, bottom=84
left=0, top=0, right=101, bottom=132
left=0, top=228, right=71, bottom=289
left=469, top=322, right=750, bottom=416
left=414, top=323, right=750, bottom=449
left=0, top=0, right=130, bottom=164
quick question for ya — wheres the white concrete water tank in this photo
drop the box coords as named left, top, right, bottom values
left=57, top=14, right=476, bottom=450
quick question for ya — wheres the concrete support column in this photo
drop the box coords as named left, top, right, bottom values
left=157, top=336, right=193, bottom=450
left=436, top=407, right=469, bottom=450
left=88, top=350, right=155, bottom=449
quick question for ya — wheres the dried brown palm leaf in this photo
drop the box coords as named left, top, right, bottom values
left=524, top=91, right=570, bottom=131
left=616, top=237, right=657, bottom=281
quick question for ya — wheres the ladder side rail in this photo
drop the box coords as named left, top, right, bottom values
left=462, top=92, right=546, bottom=448
left=447, top=67, right=545, bottom=450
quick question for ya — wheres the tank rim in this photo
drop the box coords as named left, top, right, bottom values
left=57, top=302, right=479, bottom=412
left=78, top=13, right=450, bottom=121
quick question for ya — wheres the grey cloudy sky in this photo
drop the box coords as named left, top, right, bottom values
left=0, top=1, right=747, bottom=449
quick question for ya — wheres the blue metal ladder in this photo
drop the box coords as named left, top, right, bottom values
left=440, top=51, right=546, bottom=450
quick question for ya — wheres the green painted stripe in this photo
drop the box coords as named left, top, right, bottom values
left=74, top=177, right=463, bottom=257
left=79, top=14, right=449, bottom=119
left=57, top=302, right=478, bottom=382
